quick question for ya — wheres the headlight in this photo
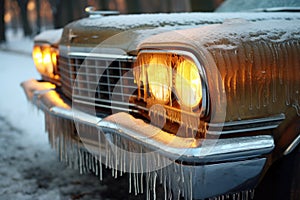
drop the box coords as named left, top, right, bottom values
left=134, top=51, right=205, bottom=111
left=32, top=44, right=59, bottom=79
left=147, top=56, right=171, bottom=103
left=175, top=58, right=202, bottom=108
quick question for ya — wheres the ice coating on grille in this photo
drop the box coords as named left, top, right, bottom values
left=140, top=19, right=300, bottom=121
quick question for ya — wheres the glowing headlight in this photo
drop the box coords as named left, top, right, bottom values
left=147, top=56, right=171, bottom=103
left=32, top=45, right=59, bottom=79
left=134, top=52, right=204, bottom=110
left=175, top=59, right=202, bottom=108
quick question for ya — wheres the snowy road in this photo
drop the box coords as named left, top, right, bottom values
left=0, top=50, right=147, bottom=200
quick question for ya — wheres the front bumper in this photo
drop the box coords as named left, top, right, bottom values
left=22, top=79, right=274, bottom=199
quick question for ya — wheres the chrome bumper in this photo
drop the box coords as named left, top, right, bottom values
left=22, top=79, right=275, bottom=199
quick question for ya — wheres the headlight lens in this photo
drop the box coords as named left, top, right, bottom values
left=147, top=56, right=171, bottom=103
left=175, top=58, right=202, bottom=108
left=32, top=45, right=59, bottom=79
left=134, top=52, right=203, bottom=109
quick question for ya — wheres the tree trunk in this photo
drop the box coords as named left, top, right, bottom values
left=171, top=0, right=191, bottom=12
left=126, top=0, right=141, bottom=13
left=98, top=0, right=109, bottom=10
left=53, top=0, right=74, bottom=28
left=36, top=0, right=41, bottom=34
left=0, top=0, right=5, bottom=42
left=53, top=0, right=87, bottom=29
left=16, top=0, right=32, bottom=36
left=190, top=0, right=215, bottom=12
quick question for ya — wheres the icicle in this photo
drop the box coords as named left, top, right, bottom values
left=137, top=172, right=140, bottom=195
left=246, top=190, right=249, bottom=200
left=177, top=190, right=181, bottom=200
left=168, top=164, right=172, bottom=200
left=146, top=172, right=150, bottom=200
left=163, top=173, right=167, bottom=200
left=140, top=173, right=144, bottom=194
left=129, top=168, right=132, bottom=194
left=79, top=149, right=83, bottom=174
left=112, top=135, right=117, bottom=179
left=105, top=138, right=109, bottom=168
left=95, top=157, right=98, bottom=176
left=180, top=162, right=184, bottom=184
left=153, top=172, right=157, bottom=200
left=140, top=148, right=143, bottom=187
left=134, top=172, right=137, bottom=195
left=123, top=145, right=126, bottom=174
left=99, top=160, right=103, bottom=181
left=189, top=169, right=193, bottom=200
left=120, top=149, right=123, bottom=176
left=250, top=189, right=255, bottom=199
left=97, top=130, right=103, bottom=180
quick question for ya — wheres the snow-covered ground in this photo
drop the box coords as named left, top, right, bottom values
left=0, top=34, right=146, bottom=200
left=0, top=29, right=33, bottom=56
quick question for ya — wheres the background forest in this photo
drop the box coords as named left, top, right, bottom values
left=0, top=0, right=224, bottom=42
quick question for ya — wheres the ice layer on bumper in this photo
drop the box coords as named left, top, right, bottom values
left=21, top=79, right=274, bottom=199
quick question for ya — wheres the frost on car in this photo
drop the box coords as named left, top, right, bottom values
left=21, top=6, right=300, bottom=200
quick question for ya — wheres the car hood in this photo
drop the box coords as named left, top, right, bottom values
left=60, top=12, right=300, bottom=55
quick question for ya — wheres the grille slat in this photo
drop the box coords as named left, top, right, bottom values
left=59, top=54, right=137, bottom=114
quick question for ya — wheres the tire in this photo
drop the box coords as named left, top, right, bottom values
left=254, top=145, right=300, bottom=200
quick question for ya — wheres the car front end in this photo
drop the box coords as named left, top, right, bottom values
left=22, top=11, right=300, bottom=199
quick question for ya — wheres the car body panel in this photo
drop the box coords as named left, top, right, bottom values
left=60, top=12, right=300, bottom=54
left=138, top=19, right=300, bottom=122
left=22, top=9, right=300, bottom=200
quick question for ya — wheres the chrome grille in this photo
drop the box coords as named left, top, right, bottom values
left=59, top=53, right=138, bottom=114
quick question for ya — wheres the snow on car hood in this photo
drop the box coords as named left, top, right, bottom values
left=34, top=29, right=63, bottom=46
left=139, top=19, right=300, bottom=48
left=60, top=12, right=300, bottom=54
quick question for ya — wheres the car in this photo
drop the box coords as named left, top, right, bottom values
left=22, top=1, right=300, bottom=199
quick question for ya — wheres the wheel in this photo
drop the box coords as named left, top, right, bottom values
left=254, top=144, right=300, bottom=200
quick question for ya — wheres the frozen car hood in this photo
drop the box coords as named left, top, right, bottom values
left=60, top=12, right=300, bottom=55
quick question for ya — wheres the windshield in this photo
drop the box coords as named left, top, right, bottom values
left=217, top=0, right=300, bottom=12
